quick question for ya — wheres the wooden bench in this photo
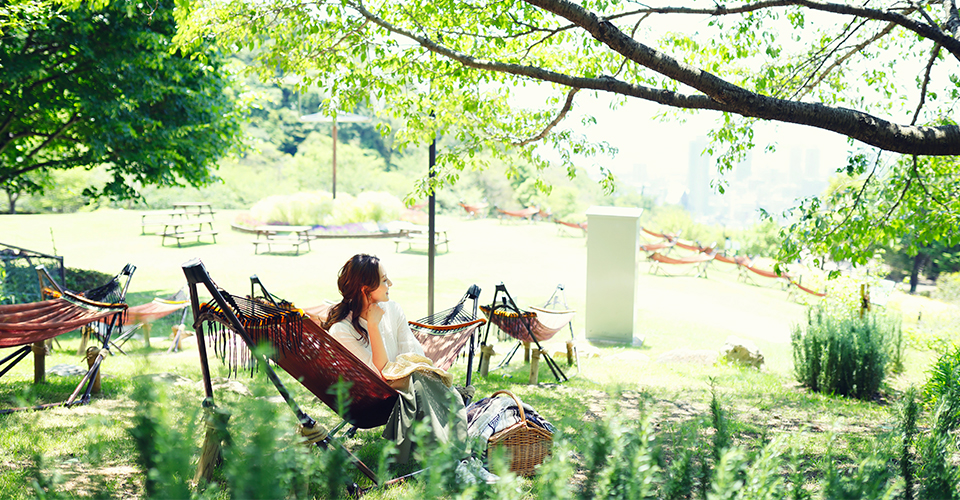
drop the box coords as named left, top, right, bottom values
left=393, top=231, right=450, bottom=253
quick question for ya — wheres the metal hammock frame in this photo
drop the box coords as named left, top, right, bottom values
left=185, top=260, right=427, bottom=493
left=477, top=283, right=571, bottom=383
left=0, top=263, right=135, bottom=414
left=407, top=284, right=484, bottom=388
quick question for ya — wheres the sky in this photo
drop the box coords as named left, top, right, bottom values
left=535, top=91, right=855, bottom=226
left=567, top=92, right=851, bottom=180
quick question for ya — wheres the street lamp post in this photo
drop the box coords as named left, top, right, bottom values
left=300, top=111, right=370, bottom=199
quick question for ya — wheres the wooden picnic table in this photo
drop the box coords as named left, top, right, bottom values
left=160, top=217, right=217, bottom=247
left=393, top=224, right=450, bottom=252
left=139, top=202, right=218, bottom=245
left=252, top=225, right=313, bottom=255
left=171, top=201, right=216, bottom=216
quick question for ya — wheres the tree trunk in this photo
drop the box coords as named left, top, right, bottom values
left=6, top=191, right=17, bottom=214
left=909, top=253, right=931, bottom=294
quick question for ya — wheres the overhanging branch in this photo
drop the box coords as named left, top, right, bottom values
left=615, top=0, right=959, bottom=61
left=351, top=0, right=725, bottom=112
left=524, top=0, right=960, bottom=155
left=511, top=87, right=579, bottom=147
left=912, top=43, right=941, bottom=125
left=795, top=22, right=896, bottom=101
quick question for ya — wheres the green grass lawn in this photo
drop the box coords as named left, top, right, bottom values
left=0, top=208, right=955, bottom=498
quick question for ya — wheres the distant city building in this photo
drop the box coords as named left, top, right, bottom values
left=611, top=135, right=833, bottom=228
left=687, top=137, right=710, bottom=216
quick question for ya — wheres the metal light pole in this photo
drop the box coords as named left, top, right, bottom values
left=300, top=111, right=370, bottom=199
left=428, top=136, right=436, bottom=317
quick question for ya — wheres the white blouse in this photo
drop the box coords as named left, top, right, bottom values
left=328, top=300, right=424, bottom=373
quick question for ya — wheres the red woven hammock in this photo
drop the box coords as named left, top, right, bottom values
left=412, top=321, right=482, bottom=371
left=714, top=253, right=753, bottom=267
left=197, top=296, right=398, bottom=429
left=649, top=252, right=715, bottom=266
left=408, top=290, right=485, bottom=372
left=0, top=296, right=127, bottom=348
left=497, top=207, right=539, bottom=219
left=295, top=301, right=484, bottom=373
left=553, top=219, right=587, bottom=232
left=459, top=202, right=488, bottom=217
left=479, top=305, right=574, bottom=343
left=124, top=297, right=188, bottom=324
left=641, top=227, right=679, bottom=241
left=639, top=241, right=675, bottom=252
left=674, top=240, right=715, bottom=253
left=790, top=281, right=827, bottom=297
left=744, top=265, right=790, bottom=280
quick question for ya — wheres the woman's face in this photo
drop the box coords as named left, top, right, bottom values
left=366, top=263, right=392, bottom=304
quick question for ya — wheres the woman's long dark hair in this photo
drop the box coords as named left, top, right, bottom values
left=322, top=254, right=381, bottom=344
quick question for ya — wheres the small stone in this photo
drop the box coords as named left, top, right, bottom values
left=719, top=336, right=764, bottom=369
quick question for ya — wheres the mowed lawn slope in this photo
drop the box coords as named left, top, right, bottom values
left=1, top=208, right=806, bottom=367
left=0, top=208, right=952, bottom=499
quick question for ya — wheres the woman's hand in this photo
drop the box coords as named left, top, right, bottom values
left=367, top=302, right=385, bottom=326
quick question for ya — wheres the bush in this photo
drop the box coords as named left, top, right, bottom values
left=250, top=191, right=335, bottom=226
left=353, top=191, right=403, bottom=224
left=791, top=307, right=899, bottom=399
left=921, top=345, right=960, bottom=432
left=0, top=260, right=112, bottom=304
left=933, top=272, right=960, bottom=306
left=737, top=219, right=783, bottom=258
left=64, top=267, right=114, bottom=294
left=249, top=191, right=402, bottom=226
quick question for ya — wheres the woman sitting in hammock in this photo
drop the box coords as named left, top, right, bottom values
left=322, top=253, right=469, bottom=464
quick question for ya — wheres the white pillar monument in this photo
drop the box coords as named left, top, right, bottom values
left=585, top=206, right=643, bottom=344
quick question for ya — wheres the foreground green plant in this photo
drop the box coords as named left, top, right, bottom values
left=792, top=307, right=899, bottom=400
left=94, top=376, right=960, bottom=499
left=129, top=381, right=197, bottom=499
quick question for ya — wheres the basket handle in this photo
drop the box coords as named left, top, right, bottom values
left=490, top=390, right=527, bottom=423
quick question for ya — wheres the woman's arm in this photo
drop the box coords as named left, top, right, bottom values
left=366, top=303, right=389, bottom=373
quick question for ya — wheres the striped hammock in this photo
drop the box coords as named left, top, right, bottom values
left=479, top=305, right=575, bottom=343
left=196, top=294, right=398, bottom=429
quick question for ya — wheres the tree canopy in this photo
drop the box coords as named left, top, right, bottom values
left=0, top=0, right=245, bottom=212
left=173, top=0, right=959, bottom=266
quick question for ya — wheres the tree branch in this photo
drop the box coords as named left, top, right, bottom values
left=822, top=150, right=882, bottom=240
left=911, top=43, right=941, bottom=126
left=945, top=0, right=960, bottom=38
left=783, top=17, right=868, bottom=99
left=617, top=0, right=960, bottom=61
left=909, top=157, right=950, bottom=208
left=24, top=61, right=94, bottom=94
left=794, top=22, right=896, bottom=101
left=522, top=0, right=960, bottom=154
left=0, top=114, right=14, bottom=143
left=351, top=0, right=726, bottom=110
left=0, top=157, right=86, bottom=183
left=25, top=114, right=80, bottom=160
left=880, top=156, right=916, bottom=224
left=511, top=87, right=579, bottom=146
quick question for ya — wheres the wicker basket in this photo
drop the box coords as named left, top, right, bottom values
left=486, top=390, right=553, bottom=476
